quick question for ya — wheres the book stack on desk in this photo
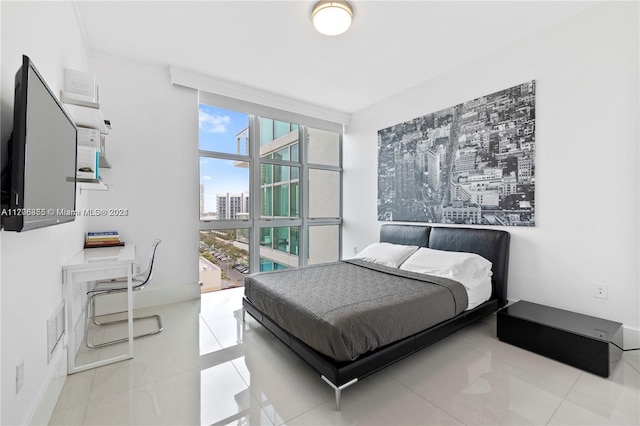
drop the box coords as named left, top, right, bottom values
left=84, top=231, right=123, bottom=248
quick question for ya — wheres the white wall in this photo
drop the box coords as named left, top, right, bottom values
left=86, top=52, right=200, bottom=307
left=343, top=2, right=639, bottom=336
left=0, top=2, right=88, bottom=424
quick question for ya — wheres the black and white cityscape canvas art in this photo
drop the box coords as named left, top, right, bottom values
left=377, top=80, right=536, bottom=226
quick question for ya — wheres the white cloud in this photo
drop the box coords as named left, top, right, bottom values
left=202, top=175, right=212, bottom=180
left=199, top=110, right=231, bottom=133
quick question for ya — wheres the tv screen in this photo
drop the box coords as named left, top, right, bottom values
left=1, top=55, right=77, bottom=232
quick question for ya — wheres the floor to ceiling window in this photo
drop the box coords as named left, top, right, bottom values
left=198, top=102, right=342, bottom=291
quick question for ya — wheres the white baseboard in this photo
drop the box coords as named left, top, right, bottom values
left=623, top=327, right=640, bottom=349
left=27, top=343, right=67, bottom=425
left=132, top=281, right=201, bottom=309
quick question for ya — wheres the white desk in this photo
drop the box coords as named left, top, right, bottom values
left=62, top=244, right=136, bottom=374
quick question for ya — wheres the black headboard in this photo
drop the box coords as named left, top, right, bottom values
left=380, top=224, right=510, bottom=307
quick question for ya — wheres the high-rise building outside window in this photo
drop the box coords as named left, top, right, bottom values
left=199, top=103, right=342, bottom=290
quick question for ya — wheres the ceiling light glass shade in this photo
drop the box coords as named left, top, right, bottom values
left=312, top=1, right=353, bottom=36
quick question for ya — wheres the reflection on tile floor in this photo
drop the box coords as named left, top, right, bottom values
left=50, top=288, right=640, bottom=425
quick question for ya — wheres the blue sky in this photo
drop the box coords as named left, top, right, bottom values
left=199, top=104, right=250, bottom=213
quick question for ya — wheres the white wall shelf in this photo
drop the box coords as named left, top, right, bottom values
left=62, top=69, right=113, bottom=184
left=77, top=178, right=109, bottom=192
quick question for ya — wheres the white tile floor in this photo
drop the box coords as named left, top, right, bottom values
left=50, top=288, right=640, bottom=425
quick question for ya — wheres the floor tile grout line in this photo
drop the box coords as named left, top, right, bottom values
left=200, top=312, right=226, bottom=349
left=544, top=370, right=583, bottom=425
left=560, top=367, right=640, bottom=421
left=51, top=368, right=96, bottom=424
left=85, top=334, right=218, bottom=405
left=276, top=394, right=334, bottom=426
left=622, top=354, right=640, bottom=375
left=465, top=335, right=586, bottom=393
left=80, top=368, right=97, bottom=425
left=199, top=313, right=330, bottom=426
left=387, top=374, right=468, bottom=425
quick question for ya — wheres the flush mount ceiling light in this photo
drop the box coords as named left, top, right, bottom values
left=312, top=1, right=353, bottom=36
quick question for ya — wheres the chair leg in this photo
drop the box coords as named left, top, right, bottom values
left=91, top=296, right=102, bottom=326
left=84, top=294, right=96, bottom=349
left=87, top=314, right=163, bottom=348
left=85, top=292, right=163, bottom=349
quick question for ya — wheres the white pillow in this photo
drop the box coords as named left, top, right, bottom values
left=352, top=242, right=419, bottom=268
left=399, top=247, right=492, bottom=289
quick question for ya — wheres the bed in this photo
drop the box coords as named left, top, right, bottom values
left=242, top=224, right=510, bottom=410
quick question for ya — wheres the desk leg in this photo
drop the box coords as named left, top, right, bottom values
left=66, top=262, right=136, bottom=374
left=127, top=265, right=134, bottom=358
left=63, top=270, right=75, bottom=374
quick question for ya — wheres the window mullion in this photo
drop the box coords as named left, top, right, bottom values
left=249, top=114, right=261, bottom=274
left=299, top=125, right=309, bottom=266
left=199, top=150, right=248, bottom=163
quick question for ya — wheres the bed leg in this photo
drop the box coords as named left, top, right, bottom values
left=321, top=376, right=358, bottom=411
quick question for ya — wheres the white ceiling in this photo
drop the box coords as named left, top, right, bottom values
left=75, top=1, right=596, bottom=114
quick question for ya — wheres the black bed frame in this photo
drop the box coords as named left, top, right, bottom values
left=242, top=224, right=510, bottom=410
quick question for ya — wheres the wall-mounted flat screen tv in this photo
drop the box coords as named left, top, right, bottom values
left=1, top=55, right=77, bottom=232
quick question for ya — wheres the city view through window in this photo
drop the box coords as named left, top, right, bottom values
left=198, top=104, right=342, bottom=292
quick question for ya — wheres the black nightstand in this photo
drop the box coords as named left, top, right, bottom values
left=497, top=300, right=623, bottom=377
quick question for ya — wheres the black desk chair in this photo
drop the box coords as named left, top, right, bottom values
left=84, top=239, right=163, bottom=348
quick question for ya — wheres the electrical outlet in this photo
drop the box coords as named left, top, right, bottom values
left=16, top=361, right=24, bottom=394
left=594, top=284, right=608, bottom=299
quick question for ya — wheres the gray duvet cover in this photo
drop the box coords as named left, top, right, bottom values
left=244, top=259, right=468, bottom=361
